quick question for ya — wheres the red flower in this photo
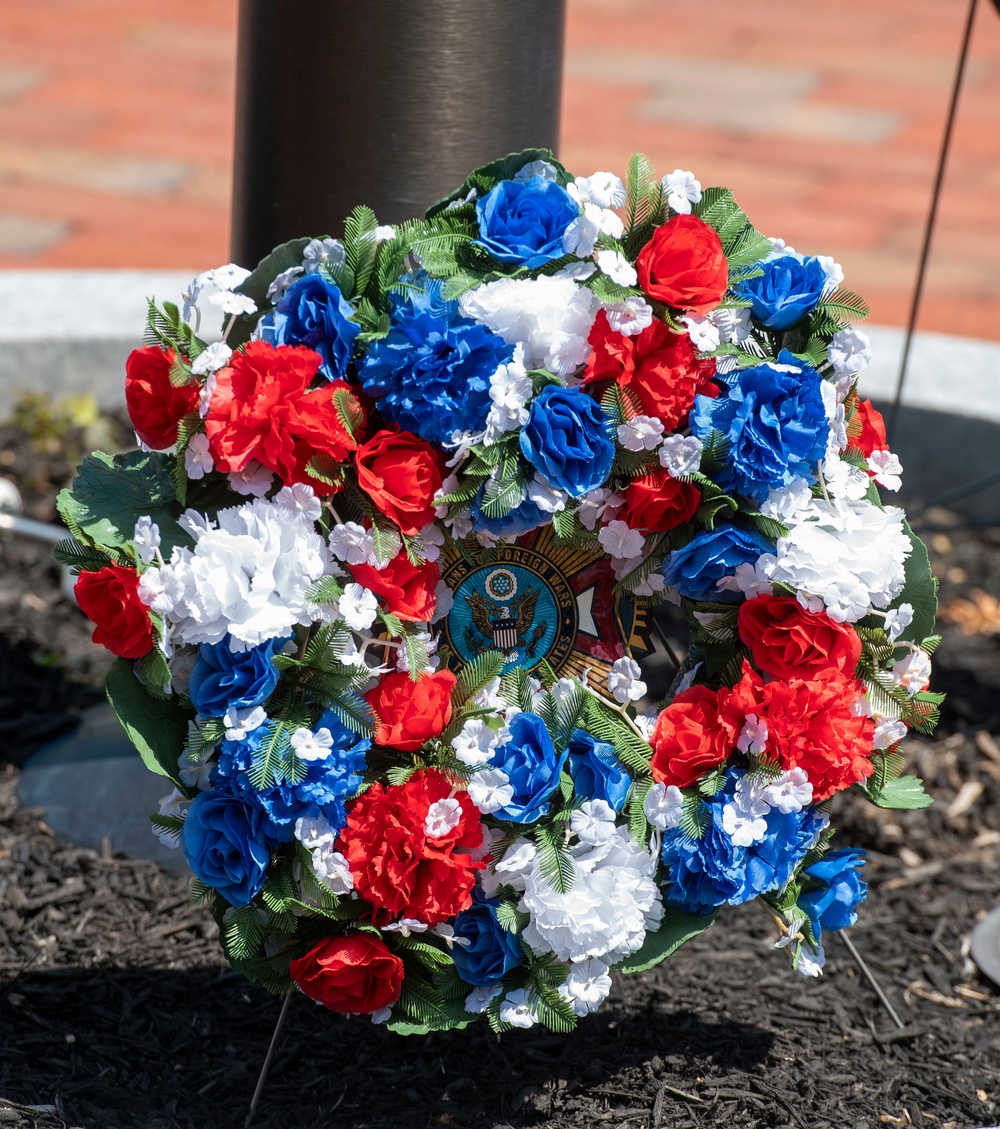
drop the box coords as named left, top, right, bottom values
left=737, top=594, right=862, bottom=681
left=338, top=768, right=483, bottom=926
left=74, top=566, right=154, bottom=659
left=583, top=311, right=717, bottom=432
left=355, top=429, right=444, bottom=535
left=636, top=215, right=728, bottom=314
left=846, top=395, right=888, bottom=460
left=125, top=347, right=200, bottom=451
left=650, top=684, right=738, bottom=788
left=620, top=468, right=700, bottom=534
left=350, top=553, right=440, bottom=622
left=366, top=669, right=456, bottom=752
left=289, top=933, right=404, bottom=1014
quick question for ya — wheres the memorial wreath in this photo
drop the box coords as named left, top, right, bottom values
left=58, top=150, right=940, bottom=1034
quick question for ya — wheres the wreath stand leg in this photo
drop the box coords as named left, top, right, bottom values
left=244, top=990, right=294, bottom=1129
left=839, top=931, right=905, bottom=1031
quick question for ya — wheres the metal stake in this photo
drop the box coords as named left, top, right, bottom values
left=244, top=991, right=294, bottom=1129
left=839, top=930, right=905, bottom=1031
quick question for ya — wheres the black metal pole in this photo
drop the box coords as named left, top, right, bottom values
left=231, top=0, right=567, bottom=268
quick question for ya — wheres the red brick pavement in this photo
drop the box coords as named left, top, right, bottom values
left=0, top=0, right=998, bottom=339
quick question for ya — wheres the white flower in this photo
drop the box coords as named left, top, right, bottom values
left=570, top=172, right=626, bottom=209
left=867, top=450, right=903, bottom=492
left=715, top=560, right=774, bottom=600
left=816, top=255, right=844, bottom=296
left=576, top=487, right=622, bottom=531
left=873, top=716, right=908, bottom=750
left=373, top=224, right=396, bottom=243
left=444, top=187, right=478, bottom=212
left=414, top=522, right=445, bottom=564
left=822, top=452, right=870, bottom=502
left=432, top=922, right=471, bottom=949
left=884, top=603, right=913, bottom=643
left=452, top=718, right=501, bottom=765
left=310, top=845, right=354, bottom=894
left=469, top=675, right=504, bottom=712
left=662, top=169, right=702, bottom=214
left=603, top=296, right=653, bottom=336
left=395, top=631, right=438, bottom=675
left=272, top=483, right=322, bottom=522
left=209, top=289, right=257, bottom=317
left=526, top=475, right=567, bottom=515
left=291, top=726, right=334, bottom=763
left=154, top=788, right=190, bottom=847
left=760, top=478, right=814, bottom=524
left=432, top=580, right=455, bottom=622
left=644, top=782, right=684, bottom=831
left=828, top=328, right=871, bottom=376
left=607, top=656, right=646, bottom=704
left=133, top=516, right=161, bottom=564
left=560, top=958, right=612, bottom=1016
left=553, top=260, right=598, bottom=282
left=796, top=943, right=826, bottom=978
left=198, top=372, right=217, bottom=419
left=711, top=306, right=752, bottom=346
left=184, top=433, right=214, bottom=480
left=515, top=159, right=559, bottom=183
left=563, top=203, right=604, bottom=258
left=570, top=799, right=618, bottom=846
left=337, top=583, right=378, bottom=632
left=722, top=777, right=769, bottom=847
left=485, top=345, right=532, bottom=437
left=424, top=798, right=463, bottom=838
left=182, top=263, right=251, bottom=321
left=736, top=714, right=769, bottom=756
left=598, top=520, right=644, bottom=562
left=382, top=918, right=428, bottom=936
left=302, top=237, right=346, bottom=273
left=596, top=249, right=637, bottom=287
left=191, top=341, right=232, bottom=376
left=228, top=461, right=273, bottom=498
left=499, top=989, right=538, bottom=1029
left=493, top=838, right=537, bottom=891
left=179, top=748, right=213, bottom=791
left=892, top=649, right=932, bottom=696
left=617, top=415, right=663, bottom=452
left=266, top=266, right=304, bottom=302
left=519, top=827, right=663, bottom=964
left=224, top=705, right=267, bottom=742
left=464, top=983, right=503, bottom=1014
left=329, top=522, right=376, bottom=566
left=762, top=768, right=813, bottom=814
left=658, top=434, right=703, bottom=478
left=681, top=313, right=721, bottom=352
left=467, top=768, right=514, bottom=815
left=295, top=814, right=337, bottom=849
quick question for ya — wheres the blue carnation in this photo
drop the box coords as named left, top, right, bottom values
left=520, top=385, right=614, bottom=498
left=470, top=488, right=546, bottom=538
left=735, top=253, right=829, bottom=331
left=188, top=636, right=284, bottom=718
left=492, top=711, right=568, bottom=824
left=566, top=730, right=632, bottom=811
left=798, top=849, right=867, bottom=939
left=690, top=350, right=828, bottom=501
left=451, top=890, right=525, bottom=986
left=180, top=791, right=270, bottom=908
left=474, top=175, right=579, bottom=269
left=262, top=273, right=360, bottom=379
left=662, top=524, right=773, bottom=603
left=360, top=282, right=512, bottom=444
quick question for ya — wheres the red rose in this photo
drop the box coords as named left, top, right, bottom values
left=125, top=347, right=200, bottom=451
left=355, top=429, right=444, bottom=535
left=650, top=684, right=738, bottom=788
left=350, top=553, right=440, bottom=622
left=366, top=669, right=456, bottom=752
left=74, top=566, right=154, bottom=659
left=620, top=468, right=700, bottom=533
left=737, top=594, right=862, bottom=681
left=583, top=311, right=717, bottom=431
left=289, top=933, right=404, bottom=1014
left=338, top=768, right=483, bottom=925
left=636, top=215, right=728, bottom=314
left=846, top=395, right=888, bottom=460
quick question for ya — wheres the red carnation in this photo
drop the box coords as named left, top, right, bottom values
left=338, top=768, right=483, bottom=926
left=620, top=468, right=700, bottom=534
left=366, top=669, right=456, bottom=752
left=289, top=933, right=404, bottom=1014
left=350, top=553, right=439, bottom=622
left=74, top=566, right=155, bottom=659
left=650, top=684, right=739, bottom=788
left=737, top=594, right=862, bottom=681
left=125, top=347, right=200, bottom=451
left=355, top=429, right=444, bottom=535
left=846, top=395, right=888, bottom=460
left=583, top=311, right=717, bottom=432
left=636, top=214, right=728, bottom=314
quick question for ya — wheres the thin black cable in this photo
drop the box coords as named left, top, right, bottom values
left=887, top=0, right=979, bottom=444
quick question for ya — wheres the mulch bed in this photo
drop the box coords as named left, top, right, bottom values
left=2, top=420, right=1000, bottom=1129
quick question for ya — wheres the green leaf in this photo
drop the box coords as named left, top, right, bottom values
left=426, top=148, right=569, bottom=217
left=229, top=236, right=314, bottom=347
left=891, top=519, right=938, bottom=644
left=386, top=990, right=475, bottom=1036
left=344, top=205, right=379, bottom=297
left=51, top=537, right=116, bottom=572
left=617, top=907, right=717, bottom=974
left=862, top=774, right=932, bottom=810
left=105, top=657, right=189, bottom=783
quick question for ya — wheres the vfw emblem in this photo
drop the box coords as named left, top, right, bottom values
left=442, top=526, right=650, bottom=695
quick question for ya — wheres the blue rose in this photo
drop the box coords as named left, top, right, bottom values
left=180, top=791, right=270, bottom=907
left=735, top=253, right=828, bottom=331
left=451, top=890, right=525, bottom=986
left=470, top=488, right=546, bottom=538
left=474, top=175, right=579, bottom=269
left=690, top=350, right=828, bottom=502
left=520, top=386, right=614, bottom=498
left=188, top=636, right=285, bottom=718
left=360, top=281, right=512, bottom=444
left=565, top=729, right=631, bottom=811
left=493, top=711, right=568, bottom=823
left=263, top=273, right=361, bottom=379
left=661, top=524, right=773, bottom=603
left=798, top=849, right=867, bottom=938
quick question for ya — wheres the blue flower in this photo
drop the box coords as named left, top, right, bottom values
left=451, top=890, right=524, bottom=986
left=661, top=524, right=773, bottom=603
left=470, top=489, right=546, bottom=538
left=520, top=385, right=614, bottom=498
left=262, top=274, right=360, bottom=379
left=690, top=351, right=828, bottom=501
left=474, top=175, right=579, bottom=269
left=180, top=791, right=270, bottom=908
left=735, top=253, right=828, bottom=331
left=566, top=730, right=631, bottom=811
left=798, top=849, right=867, bottom=939
left=492, top=712, right=568, bottom=823
left=360, top=282, right=512, bottom=444
left=188, top=636, right=285, bottom=718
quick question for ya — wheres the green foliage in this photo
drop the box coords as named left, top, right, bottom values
left=456, top=649, right=505, bottom=701
left=228, top=236, right=314, bottom=347
left=859, top=751, right=932, bottom=810
left=105, top=658, right=189, bottom=784
left=343, top=205, right=379, bottom=297
left=581, top=697, right=653, bottom=781
left=891, top=520, right=939, bottom=644
left=426, top=148, right=569, bottom=217
left=618, top=907, right=718, bottom=974
left=534, top=822, right=575, bottom=895
left=143, top=298, right=203, bottom=358
left=51, top=537, right=117, bottom=572
left=221, top=905, right=269, bottom=962
left=678, top=793, right=711, bottom=839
